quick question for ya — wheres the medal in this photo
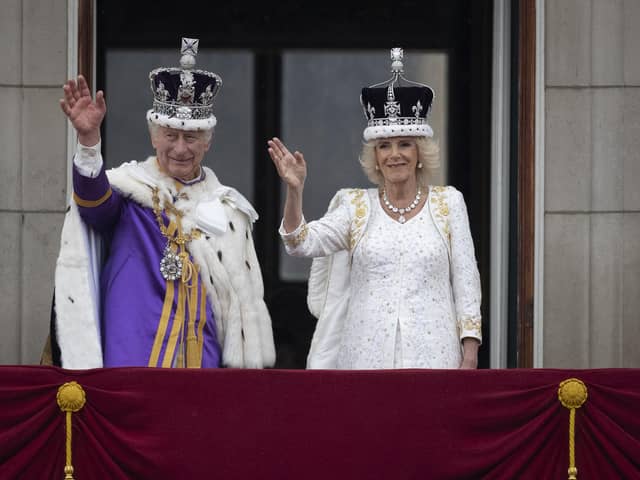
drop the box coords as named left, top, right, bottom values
left=160, top=245, right=183, bottom=281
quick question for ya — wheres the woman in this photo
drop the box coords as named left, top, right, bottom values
left=269, top=49, right=481, bottom=370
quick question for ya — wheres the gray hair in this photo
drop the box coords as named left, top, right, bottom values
left=359, top=137, right=440, bottom=188
left=147, top=121, right=214, bottom=143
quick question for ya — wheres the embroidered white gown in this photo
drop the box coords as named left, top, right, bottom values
left=280, top=187, right=482, bottom=369
left=337, top=195, right=461, bottom=368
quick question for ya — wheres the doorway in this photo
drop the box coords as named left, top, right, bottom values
left=95, top=0, right=494, bottom=368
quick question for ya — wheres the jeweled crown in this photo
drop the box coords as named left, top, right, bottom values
left=147, top=37, right=222, bottom=131
left=360, top=48, right=435, bottom=140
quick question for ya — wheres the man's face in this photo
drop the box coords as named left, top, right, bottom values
left=151, top=126, right=211, bottom=181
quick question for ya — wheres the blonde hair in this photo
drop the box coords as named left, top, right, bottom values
left=359, top=137, right=440, bottom=188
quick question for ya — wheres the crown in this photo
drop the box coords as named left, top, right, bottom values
left=360, top=48, right=435, bottom=141
left=147, top=37, right=222, bottom=131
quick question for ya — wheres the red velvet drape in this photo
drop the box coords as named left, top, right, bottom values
left=0, top=367, right=639, bottom=479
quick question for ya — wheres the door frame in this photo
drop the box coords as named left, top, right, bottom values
left=70, top=0, right=540, bottom=368
left=512, top=0, right=539, bottom=368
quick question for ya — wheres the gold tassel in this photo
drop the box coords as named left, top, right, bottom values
left=57, top=382, right=86, bottom=480
left=558, top=378, right=588, bottom=480
left=185, top=270, right=200, bottom=367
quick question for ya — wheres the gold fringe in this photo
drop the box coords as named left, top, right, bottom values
left=196, top=282, right=207, bottom=365
left=185, top=262, right=200, bottom=367
left=558, top=378, right=588, bottom=480
left=163, top=275, right=186, bottom=367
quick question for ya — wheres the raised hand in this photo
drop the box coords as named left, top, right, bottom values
left=268, top=137, right=307, bottom=191
left=59, top=75, right=106, bottom=146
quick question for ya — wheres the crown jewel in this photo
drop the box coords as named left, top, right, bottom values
left=147, top=37, right=221, bottom=131
left=360, top=48, right=435, bottom=140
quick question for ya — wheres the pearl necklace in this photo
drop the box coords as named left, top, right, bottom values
left=382, top=187, right=422, bottom=224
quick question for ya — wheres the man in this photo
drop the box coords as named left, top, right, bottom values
left=46, top=38, right=275, bottom=369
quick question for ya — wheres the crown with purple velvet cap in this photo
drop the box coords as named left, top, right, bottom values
left=360, top=48, right=435, bottom=141
left=147, top=37, right=222, bottom=131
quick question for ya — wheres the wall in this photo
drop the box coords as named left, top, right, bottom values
left=543, top=0, right=640, bottom=367
left=0, top=0, right=68, bottom=364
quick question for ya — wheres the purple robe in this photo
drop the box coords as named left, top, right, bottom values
left=73, top=166, right=221, bottom=368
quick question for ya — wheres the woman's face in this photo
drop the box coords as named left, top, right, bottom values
left=374, top=137, right=419, bottom=186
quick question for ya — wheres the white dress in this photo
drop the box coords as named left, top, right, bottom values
left=280, top=186, right=482, bottom=369
left=337, top=194, right=462, bottom=368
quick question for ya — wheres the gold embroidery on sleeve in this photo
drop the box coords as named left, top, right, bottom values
left=283, top=222, right=309, bottom=248
left=430, top=186, right=450, bottom=240
left=457, top=315, right=482, bottom=337
left=348, top=189, right=367, bottom=251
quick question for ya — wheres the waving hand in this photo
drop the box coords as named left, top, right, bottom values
left=267, top=137, right=307, bottom=232
left=268, top=137, right=307, bottom=191
left=59, top=75, right=106, bottom=146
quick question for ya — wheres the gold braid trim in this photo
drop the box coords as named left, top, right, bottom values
left=558, top=378, right=588, bottom=480
left=57, top=382, right=86, bottom=480
left=430, top=186, right=450, bottom=241
left=348, top=189, right=367, bottom=251
left=73, top=188, right=113, bottom=208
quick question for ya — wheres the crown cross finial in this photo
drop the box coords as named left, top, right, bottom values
left=181, top=38, right=199, bottom=56
left=390, top=48, right=404, bottom=74
left=180, top=38, right=199, bottom=69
